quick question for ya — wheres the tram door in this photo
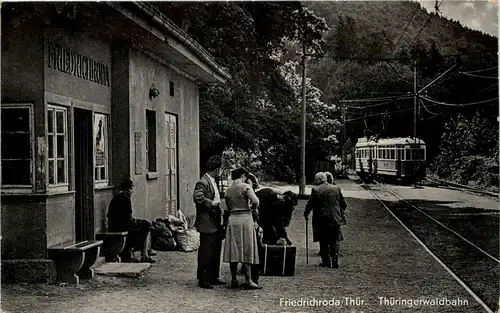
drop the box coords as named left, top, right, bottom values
left=396, top=146, right=402, bottom=177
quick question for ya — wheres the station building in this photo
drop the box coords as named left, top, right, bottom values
left=1, top=2, right=230, bottom=281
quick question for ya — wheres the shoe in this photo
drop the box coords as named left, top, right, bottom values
left=243, top=283, right=262, bottom=290
left=210, top=279, right=226, bottom=285
left=198, top=281, right=213, bottom=289
left=319, top=263, right=331, bottom=268
left=148, top=250, right=157, bottom=256
left=230, top=280, right=239, bottom=289
left=332, top=262, right=339, bottom=269
left=141, top=257, right=156, bottom=263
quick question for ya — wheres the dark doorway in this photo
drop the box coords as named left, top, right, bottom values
left=74, top=108, right=95, bottom=241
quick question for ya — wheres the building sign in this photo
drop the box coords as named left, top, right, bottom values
left=47, top=42, right=110, bottom=87
left=94, top=113, right=108, bottom=182
left=135, top=132, right=142, bottom=175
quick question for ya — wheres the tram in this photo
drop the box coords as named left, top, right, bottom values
left=355, top=137, right=426, bottom=183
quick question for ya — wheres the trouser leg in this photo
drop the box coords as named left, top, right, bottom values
left=208, top=230, right=222, bottom=282
left=198, top=232, right=216, bottom=282
left=330, top=226, right=340, bottom=267
left=319, top=240, right=331, bottom=266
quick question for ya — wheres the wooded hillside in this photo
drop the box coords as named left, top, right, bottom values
left=154, top=1, right=498, bottom=188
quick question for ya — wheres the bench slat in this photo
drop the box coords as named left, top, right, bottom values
left=96, top=232, right=128, bottom=236
left=49, top=241, right=84, bottom=250
left=49, top=240, right=102, bottom=252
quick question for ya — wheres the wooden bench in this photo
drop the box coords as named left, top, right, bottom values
left=48, top=240, right=103, bottom=284
left=95, top=232, right=128, bottom=262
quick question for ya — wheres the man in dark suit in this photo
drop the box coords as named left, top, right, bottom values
left=324, top=171, right=343, bottom=257
left=193, top=155, right=226, bottom=289
left=304, top=172, right=347, bottom=268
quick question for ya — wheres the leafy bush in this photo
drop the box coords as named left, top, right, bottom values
left=431, top=112, right=498, bottom=190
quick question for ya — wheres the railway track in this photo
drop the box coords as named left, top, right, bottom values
left=425, top=178, right=499, bottom=199
left=357, top=177, right=499, bottom=313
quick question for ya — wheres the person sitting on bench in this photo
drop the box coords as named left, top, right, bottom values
left=107, top=179, right=155, bottom=263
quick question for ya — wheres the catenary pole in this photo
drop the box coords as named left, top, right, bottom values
left=299, top=41, right=307, bottom=196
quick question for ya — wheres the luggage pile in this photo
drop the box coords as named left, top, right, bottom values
left=150, top=210, right=200, bottom=252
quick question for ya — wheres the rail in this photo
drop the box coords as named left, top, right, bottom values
left=358, top=176, right=496, bottom=313
left=426, top=178, right=499, bottom=198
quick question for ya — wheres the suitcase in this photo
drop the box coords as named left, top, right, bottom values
left=259, top=244, right=296, bottom=276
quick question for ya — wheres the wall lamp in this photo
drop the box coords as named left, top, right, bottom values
left=149, top=86, right=160, bottom=99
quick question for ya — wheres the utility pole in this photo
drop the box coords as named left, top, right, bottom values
left=413, top=61, right=417, bottom=188
left=299, top=41, right=307, bottom=196
left=341, top=103, right=347, bottom=177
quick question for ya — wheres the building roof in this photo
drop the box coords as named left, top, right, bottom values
left=356, top=137, right=426, bottom=147
left=377, top=137, right=426, bottom=145
left=108, top=2, right=232, bottom=84
left=355, top=137, right=377, bottom=147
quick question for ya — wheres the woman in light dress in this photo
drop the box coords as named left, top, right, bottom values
left=223, top=167, right=262, bottom=290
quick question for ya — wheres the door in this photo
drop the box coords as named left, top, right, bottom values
left=165, top=113, right=178, bottom=215
left=74, top=108, right=95, bottom=241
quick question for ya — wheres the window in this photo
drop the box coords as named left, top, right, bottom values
left=405, top=148, right=412, bottom=160
left=1, top=105, right=33, bottom=186
left=94, top=113, right=108, bottom=184
left=146, top=110, right=157, bottom=172
left=169, top=81, right=175, bottom=97
left=47, top=105, right=68, bottom=185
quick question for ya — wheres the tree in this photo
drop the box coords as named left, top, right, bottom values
left=153, top=2, right=329, bottom=173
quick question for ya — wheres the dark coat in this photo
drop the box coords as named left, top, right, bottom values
left=304, top=182, right=347, bottom=242
left=193, top=174, right=222, bottom=234
left=256, top=188, right=297, bottom=244
left=256, top=188, right=296, bottom=228
left=107, top=192, right=134, bottom=232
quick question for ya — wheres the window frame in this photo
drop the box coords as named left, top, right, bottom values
left=47, top=104, right=69, bottom=189
left=405, top=147, right=412, bottom=160
left=1, top=103, right=34, bottom=192
left=93, top=112, right=109, bottom=187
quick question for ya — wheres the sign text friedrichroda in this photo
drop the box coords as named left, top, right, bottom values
left=47, top=42, right=110, bottom=87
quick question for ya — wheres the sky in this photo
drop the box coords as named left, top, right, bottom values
left=416, top=0, right=499, bottom=37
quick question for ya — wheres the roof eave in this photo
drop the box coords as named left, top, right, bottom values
left=130, top=2, right=232, bottom=84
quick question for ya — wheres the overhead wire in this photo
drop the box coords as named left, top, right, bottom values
left=384, top=60, right=412, bottom=83
left=478, top=83, right=498, bottom=94
left=420, top=95, right=499, bottom=107
left=345, top=94, right=497, bottom=123
left=341, top=94, right=412, bottom=103
left=404, top=0, right=445, bottom=53
left=460, top=66, right=497, bottom=74
left=419, top=98, right=439, bottom=115
left=459, top=72, right=498, bottom=79
left=345, top=96, right=412, bottom=110
left=392, top=2, right=421, bottom=52
left=345, top=103, right=440, bottom=122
